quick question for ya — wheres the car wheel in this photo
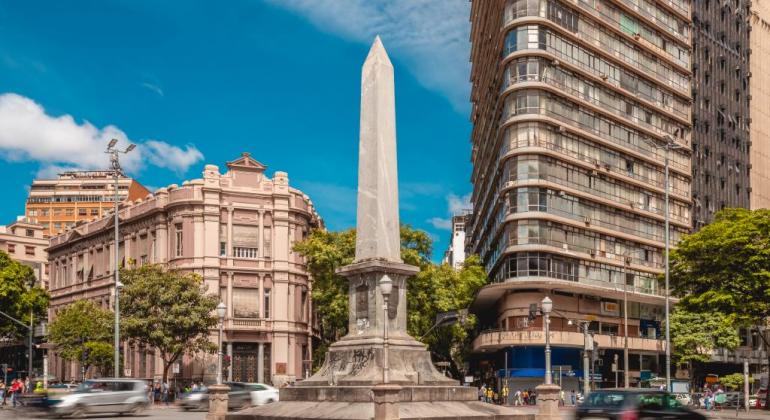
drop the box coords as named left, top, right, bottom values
left=129, top=403, right=145, bottom=416
left=70, top=405, right=87, bottom=419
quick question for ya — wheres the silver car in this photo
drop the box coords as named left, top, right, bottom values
left=49, top=378, right=149, bottom=418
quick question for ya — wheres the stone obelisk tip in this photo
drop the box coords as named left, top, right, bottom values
left=355, top=36, right=401, bottom=263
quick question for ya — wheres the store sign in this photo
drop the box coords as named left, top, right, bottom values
left=601, top=301, right=620, bottom=316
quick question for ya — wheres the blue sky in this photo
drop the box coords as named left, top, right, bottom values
left=0, top=0, right=472, bottom=259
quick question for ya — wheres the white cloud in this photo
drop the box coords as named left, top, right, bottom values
left=268, top=0, right=471, bottom=112
left=140, top=82, right=164, bottom=97
left=0, top=93, right=204, bottom=176
left=448, top=192, right=471, bottom=214
left=426, top=192, right=471, bottom=231
left=427, top=217, right=452, bottom=230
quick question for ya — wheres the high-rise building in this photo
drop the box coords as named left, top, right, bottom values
left=691, top=0, right=752, bottom=227
left=750, top=1, right=770, bottom=209
left=467, top=0, right=692, bottom=390
left=25, top=171, right=151, bottom=237
left=441, top=213, right=469, bottom=269
left=46, top=153, right=322, bottom=385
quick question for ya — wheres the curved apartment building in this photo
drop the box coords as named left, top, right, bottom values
left=468, top=0, right=692, bottom=390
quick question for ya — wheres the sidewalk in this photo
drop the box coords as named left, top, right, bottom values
left=697, top=409, right=770, bottom=419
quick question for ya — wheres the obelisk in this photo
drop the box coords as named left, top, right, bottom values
left=355, top=35, right=401, bottom=263
left=227, top=36, right=529, bottom=420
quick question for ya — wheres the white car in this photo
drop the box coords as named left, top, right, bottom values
left=49, top=379, right=149, bottom=417
left=248, top=383, right=279, bottom=406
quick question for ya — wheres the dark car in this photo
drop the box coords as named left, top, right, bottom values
left=574, top=389, right=707, bottom=420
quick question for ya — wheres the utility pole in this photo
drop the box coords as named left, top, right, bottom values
left=583, top=321, right=590, bottom=396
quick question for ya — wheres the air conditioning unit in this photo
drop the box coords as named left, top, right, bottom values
left=589, top=249, right=597, bottom=257
left=584, top=216, right=591, bottom=225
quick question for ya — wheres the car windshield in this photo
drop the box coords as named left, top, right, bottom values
left=584, top=391, right=627, bottom=407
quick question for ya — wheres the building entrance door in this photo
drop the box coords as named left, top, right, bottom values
left=232, top=343, right=259, bottom=383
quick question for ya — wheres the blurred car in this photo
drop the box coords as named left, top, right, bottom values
left=574, top=389, right=706, bottom=420
left=180, top=382, right=278, bottom=411
left=247, top=383, right=279, bottom=406
left=47, top=378, right=149, bottom=418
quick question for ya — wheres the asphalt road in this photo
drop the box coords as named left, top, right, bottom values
left=0, top=405, right=206, bottom=420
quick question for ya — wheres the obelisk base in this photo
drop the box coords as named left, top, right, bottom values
left=206, top=384, right=230, bottom=420
left=535, top=384, right=562, bottom=420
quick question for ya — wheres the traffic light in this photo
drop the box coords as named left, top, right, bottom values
left=528, top=303, right=538, bottom=321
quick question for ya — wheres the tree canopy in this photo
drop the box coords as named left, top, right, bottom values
left=120, top=264, right=218, bottom=382
left=294, top=225, right=487, bottom=376
left=0, top=251, right=48, bottom=340
left=669, top=208, right=770, bottom=402
left=669, top=308, right=740, bottom=364
left=48, top=299, right=114, bottom=376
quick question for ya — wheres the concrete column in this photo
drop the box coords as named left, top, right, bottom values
left=156, top=222, right=168, bottom=263
left=226, top=207, right=233, bottom=259
left=536, top=384, right=561, bottom=420
left=258, top=210, right=265, bottom=258
left=226, top=272, right=234, bottom=318
left=373, top=384, right=402, bottom=420
left=227, top=342, right=233, bottom=382
left=205, top=384, right=230, bottom=420
left=257, top=343, right=265, bottom=383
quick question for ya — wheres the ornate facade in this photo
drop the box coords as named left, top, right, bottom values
left=46, top=153, right=322, bottom=385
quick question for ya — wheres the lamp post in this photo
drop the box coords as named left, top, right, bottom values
left=624, top=256, right=630, bottom=388
left=379, top=275, right=393, bottom=384
left=216, top=302, right=226, bottom=385
left=644, top=134, right=684, bottom=392
left=106, top=139, right=136, bottom=378
left=541, top=296, right=553, bottom=385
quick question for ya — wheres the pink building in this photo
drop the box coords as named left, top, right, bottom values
left=46, top=153, right=322, bottom=385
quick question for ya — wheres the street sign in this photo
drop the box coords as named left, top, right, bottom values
left=173, top=363, right=180, bottom=374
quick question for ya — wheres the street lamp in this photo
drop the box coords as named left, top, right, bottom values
left=216, top=302, right=226, bottom=385
left=106, top=139, right=136, bottom=378
left=541, top=296, right=553, bottom=385
left=379, top=275, right=393, bottom=384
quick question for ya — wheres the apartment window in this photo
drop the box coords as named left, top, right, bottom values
left=65, top=208, right=74, bottom=216
left=301, top=290, right=308, bottom=322
left=220, top=242, right=226, bottom=257
left=25, top=246, right=35, bottom=256
left=233, top=288, right=259, bottom=318
left=263, top=288, right=271, bottom=319
left=7, top=244, right=15, bottom=253
left=175, top=224, right=183, bottom=257
left=90, top=209, right=99, bottom=216
left=78, top=208, right=87, bottom=216
left=25, top=229, right=34, bottom=237
left=28, top=210, right=37, bottom=217
left=140, top=255, right=148, bottom=266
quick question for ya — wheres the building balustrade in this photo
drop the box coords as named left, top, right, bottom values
left=472, top=328, right=666, bottom=352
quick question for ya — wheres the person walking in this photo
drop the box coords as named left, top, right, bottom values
left=479, top=384, right=486, bottom=402
left=9, top=379, right=21, bottom=407
left=161, top=381, right=169, bottom=406
left=570, top=389, right=576, bottom=406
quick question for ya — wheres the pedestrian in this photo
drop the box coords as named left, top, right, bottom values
left=501, top=384, right=509, bottom=405
left=559, top=389, right=565, bottom=406
left=153, top=382, right=161, bottom=405
left=530, top=389, right=537, bottom=405
left=161, top=381, right=169, bottom=406
left=10, top=379, right=22, bottom=407
left=570, top=389, right=576, bottom=406
left=0, top=381, right=5, bottom=406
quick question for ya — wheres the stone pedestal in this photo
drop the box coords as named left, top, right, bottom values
left=535, top=384, right=561, bottom=420
left=373, top=384, right=402, bottom=420
left=207, top=384, right=231, bottom=420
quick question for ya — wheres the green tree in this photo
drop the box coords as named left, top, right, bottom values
left=0, top=251, right=48, bottom=340
left=720, top=373, right=745, bottom=391
left=670, top=309, right=740, bottom=364
left=48, top=299, right=114, bottom=375
left=120, top=264, right=218, bottom=383
left=294, top=225, right=487, bottom=376
left=670, top=208, right=770, bottom=406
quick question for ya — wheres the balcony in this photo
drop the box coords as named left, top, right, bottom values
left=225, top=318, right=273, bottom=331
left=473, top=329, right=665, bottom=353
